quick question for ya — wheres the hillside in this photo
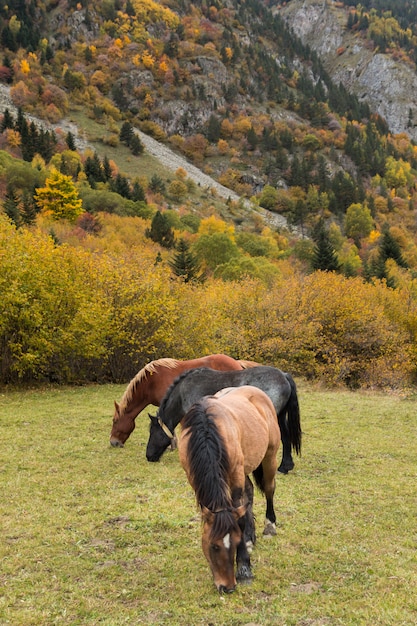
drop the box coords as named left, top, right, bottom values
left=1, top=0, right=417, bottom=266
left=279, top=0, right=417, bottom=141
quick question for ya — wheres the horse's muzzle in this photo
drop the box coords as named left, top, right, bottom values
left=218, top=584, right=235, bottom=594
left=146, top=452, right=160, bottom=462
left=110, top=439, right=124, bottom=448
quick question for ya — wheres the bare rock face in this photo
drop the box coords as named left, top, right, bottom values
left=279, top=0, right=417, bottom=141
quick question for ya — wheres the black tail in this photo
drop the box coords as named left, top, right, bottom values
left=252, top=464, right=265, bottom=494
left=285, top=373, right=302, bottom=455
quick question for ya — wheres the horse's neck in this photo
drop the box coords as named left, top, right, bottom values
left=163, top=390, right=185, bottom=430
left=124, top=379, right=152, bottom=417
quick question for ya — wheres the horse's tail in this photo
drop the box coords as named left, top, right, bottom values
left=284, top=372, right=302, bottom=456
left=252, top=464, right=266, bottom=494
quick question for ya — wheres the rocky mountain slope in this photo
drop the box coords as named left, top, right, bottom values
left=279, top=0, right=417, bottom=141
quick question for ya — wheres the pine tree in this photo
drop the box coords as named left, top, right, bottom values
left=132, top=181, right=146, bottom=202
left=103, top=155, right=112, bottom=181
left=379, top=226, right=408, bottom=268
left=169, top=238, right=202, bottom=282
left=146, top=210, right=175, bottom=248
left=311, top=220, right=340, bottom=272
left=1, top=107, right=14, bottom=132
left=20, top=190, right=37, bottom=226
left=119, top=121, right=134, bottom=146
left=66, top=131, right=76, bottom=151
left=206, top=114, right=221, bottom=143
left=149, top=174, right=166, bottom=194
left=111, top=173, right=131, bottom=199
left=130, top=134, right=144, bottom=156
left=4, top=184, right=21, bottom=227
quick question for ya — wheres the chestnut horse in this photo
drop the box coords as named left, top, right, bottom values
left=177, top=385, right=280, bottom=594
left=110, top=354, right=254, bottom=447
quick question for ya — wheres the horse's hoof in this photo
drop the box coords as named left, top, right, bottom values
left=263, top=521, right=277, bottom=536
left=236, top=565, right=253, bottom=582
left=278, top=461, right=294, bottom=474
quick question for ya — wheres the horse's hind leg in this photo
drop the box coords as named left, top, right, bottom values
left=278, top=411, right=294, bottom=474
left=261, top=455, right=278, bottom=536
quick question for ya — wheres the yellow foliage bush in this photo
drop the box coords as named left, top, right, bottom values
left=1, top=213, right=415, bottom=389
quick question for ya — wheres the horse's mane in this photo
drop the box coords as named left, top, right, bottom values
left=238, top=359, right=260, bottom=369
left=158, top=367, right=211, bottom=417
left=119, top=358, right=180, bottom=411
left=183, top=398, right=239, bottom=540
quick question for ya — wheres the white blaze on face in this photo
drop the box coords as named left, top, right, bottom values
left=223, top=533, right=231, bottom=550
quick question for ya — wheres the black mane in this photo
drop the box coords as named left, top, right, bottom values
left=183, top=398, right=238, bottom=540
left=158, top=367, right=213, bottom=419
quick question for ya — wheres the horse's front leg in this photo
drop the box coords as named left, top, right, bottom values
left=236, top=515, right=253, bottom=583
left=262, top=457, right=278, bottom=536
left=243, top=476, right=256, bottom=550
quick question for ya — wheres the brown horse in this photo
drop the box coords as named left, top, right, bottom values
left=110, top=354, right=254, bottom=447
left=178, top=385, right=280, bottom=594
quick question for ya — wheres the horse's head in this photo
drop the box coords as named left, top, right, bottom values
left=200, top=505, right=246, bottom=594
left=146, top=412, right=173, bottom=461
left=110, top=401, right=135, bottom=447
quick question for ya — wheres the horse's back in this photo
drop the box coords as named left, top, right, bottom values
left=181, top=366, right=291, bottom=413
left=213, top=386, right=280, bottom=472
left=199, top=354, right=243, bottom=371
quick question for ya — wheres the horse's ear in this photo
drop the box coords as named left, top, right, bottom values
left=201, top=505, right=215, bottom=524
left=114, top=401, right=120, bottom=415
left=233, top=504, right=248, bottom=520
left=148, top=412, right=157, bottom=422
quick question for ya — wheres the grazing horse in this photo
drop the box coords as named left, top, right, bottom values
left=178, top=385, right=281, bottom=593
left=146, top=365, right=301, bottom=474
left=110, top=355, right=255, bottom=447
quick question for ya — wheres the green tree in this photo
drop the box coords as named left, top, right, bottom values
left=132, top=180, right=146, bottom=202
left=206, top=114, right=221, bottom=143
left=169, top=238, right=203, bottom=283
left=65, top=131, right=76, bottom=151
left=193, top=232, right=240, bottom=271
left=130, top=134, right=144, bottom=156
left=34, top=169, right=83, bottom=222
left=20, top=190, right=37, bottom=226
left=146, top=210, right=175, bottom=248
left=259, top=185, right=278, bottom=210
left=4, top=183, right=21, bottom=227
left=344, top=203, right=374, bottom=246
left=119, top=121, right=134, bottom=146
left=379, top=226, right=408, bottom=268
left=149, top=174, right=166, bottom=194
left=311, top=220, right=340, bottom=272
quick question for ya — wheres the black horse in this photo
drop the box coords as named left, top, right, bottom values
left=146, top=365, right=301, bottom=473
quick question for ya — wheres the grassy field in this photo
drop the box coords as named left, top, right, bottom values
left=1, top=381, right=416, bottom=625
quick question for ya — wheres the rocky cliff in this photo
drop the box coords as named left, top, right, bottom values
left=279, top=0, right=417, bottom=141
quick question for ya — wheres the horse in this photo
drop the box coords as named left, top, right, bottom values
left=177, top=385, right=281, bottom=593
left=146, top=365, right=301, bottom=474
left=110, top=354, right=256, bottom=447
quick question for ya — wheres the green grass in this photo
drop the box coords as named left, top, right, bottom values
left=1, top=382, right=416, bottom=625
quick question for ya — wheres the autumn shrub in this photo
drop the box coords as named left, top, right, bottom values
left=216, top=270, right=412, bottom=388
left=98, top=253, right=179, bottom=381
left=214, top=256, right=280, bottom=286
left=0, top=216, right=109, bottom=383
left=1, top=211, right=415, bottom=389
